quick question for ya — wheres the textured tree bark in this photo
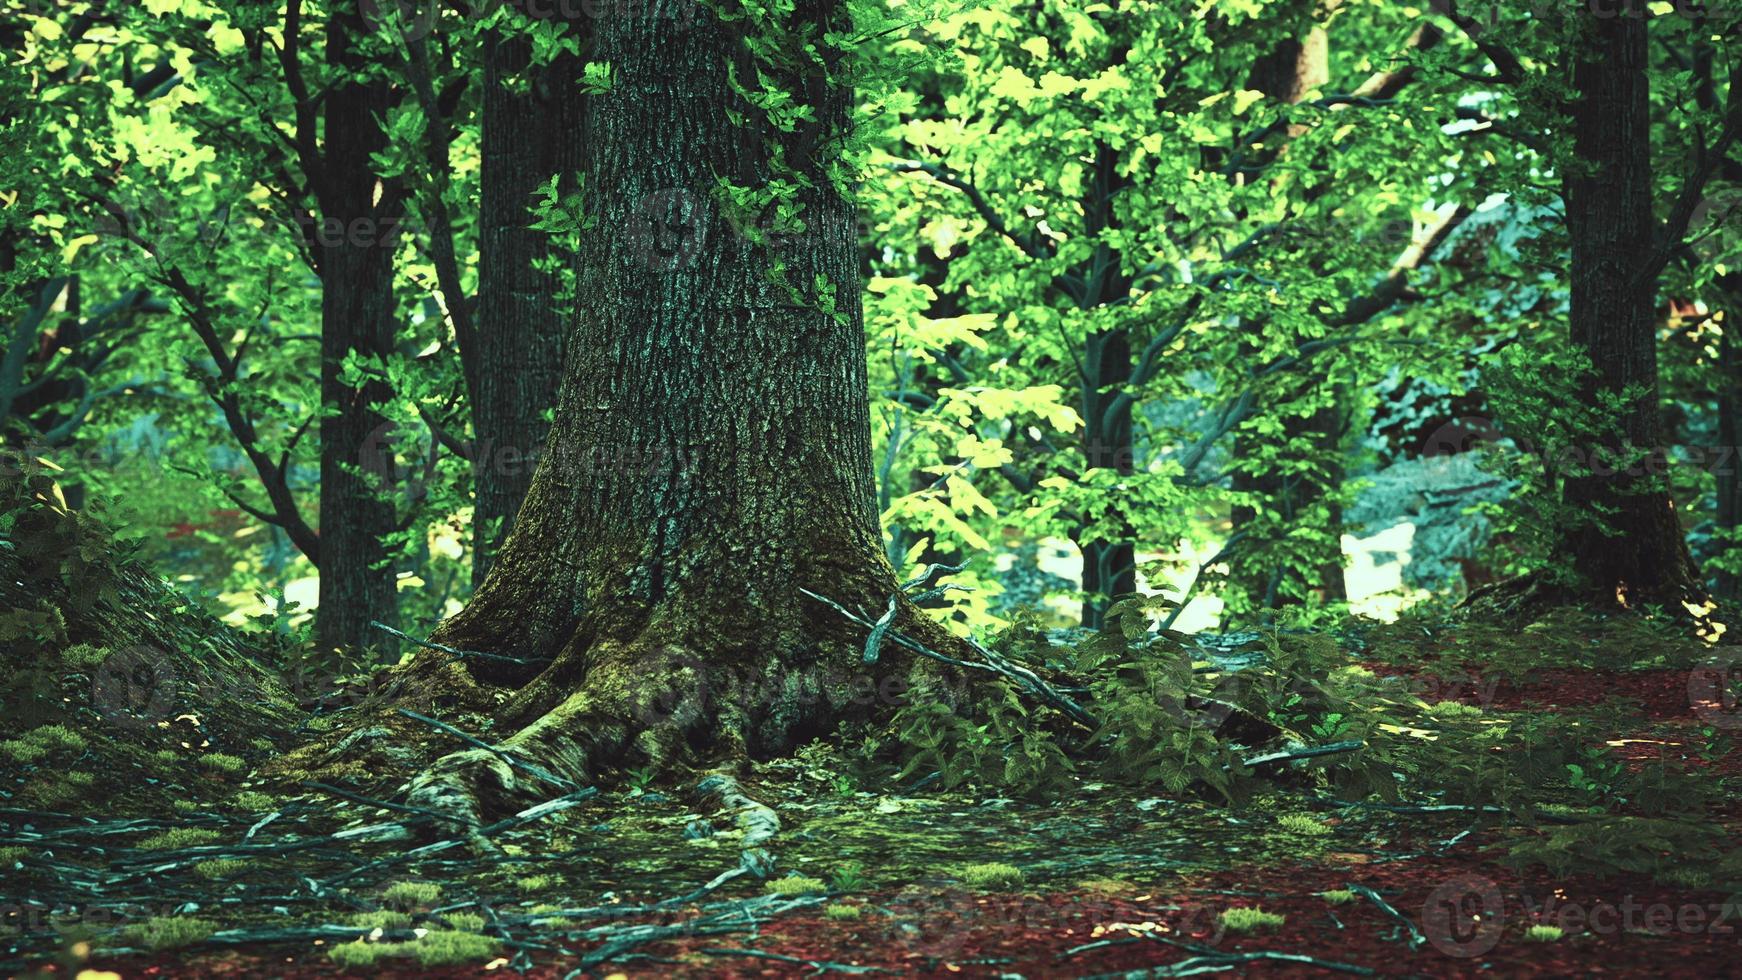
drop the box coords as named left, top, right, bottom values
left=311, top=7, right=407, bottom=657
left=1555, top=6, right=1702, bottom=604
left=467, top=19, right=585, bottom=584
left=406, top=0, right=964, bottom=820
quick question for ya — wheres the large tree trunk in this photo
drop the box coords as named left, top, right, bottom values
left=312, top=7, right=406, bottom=657
left=1555, top=6, right=1702, bottom=605
left=405, top=0, right=962, bottom=821
left=467, top=19, right=583, bottom=583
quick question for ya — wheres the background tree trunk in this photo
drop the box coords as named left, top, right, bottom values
left=467, top=18, right=585, bottom=584
left=1556, top=5, right=1702, bottom=604
left=312, top=7, right=407, bottom=657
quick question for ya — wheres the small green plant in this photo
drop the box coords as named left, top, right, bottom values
left=152, top=749, right=180, bottom=765
left=125, top=916, right=215, bottom=951
left=172, top=800, right=201, bottom=814
left=828, top=861, right=869, bottom=892
left=825, top=903, right=863, bottom=920
left=515, top=874, right=556, bottom=893
left=1524, top=924, right=1564, bottom=942
left=198, top=753, right=247, bottom=776
left=1219, top=907, right=1285, bottom=933
left=0, top=845, right=27, bottom=865
left=138, top=828, right=222, bottom=850
left=764, top=875, right=828, bottom=896
left=350, top=910, right=412, bottom=931
left=959, top=862, right=1024, bottom=890
left=193, top=859, right=246, bottom=880
left=1276, top=814, right=1333, bottom=837
left=1319, top=889, right=1356, bottom=905
left=409, top=929, right=499, bottom=966
left=382, top=881, right=442, bottom=908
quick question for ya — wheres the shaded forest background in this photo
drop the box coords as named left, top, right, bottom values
left=2, top=0, right=1738, bottom=670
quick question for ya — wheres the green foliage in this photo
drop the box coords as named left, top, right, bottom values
left=1524, top=925, right=1564, bottom=943
left=825, top=903, right=863, bottom=920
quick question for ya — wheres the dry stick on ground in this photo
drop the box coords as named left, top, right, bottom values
left=702, top=947, right=898, bottom=974
left=1347, top=883, right=1426, bottom=950
left=1084, top=950, right=1377, bottom=979
left=802, top=588, right=1098, bottom=727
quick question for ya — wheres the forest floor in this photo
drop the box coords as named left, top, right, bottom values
left=6, top=617, right=1742, bottom=978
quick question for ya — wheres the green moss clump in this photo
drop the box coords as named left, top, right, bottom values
left=1425, top=701, right=1484, bottom=720
left=193, top=859, right=246, bottom=879
left=1655, top=866, right=1713, bottom=889
left=764, top=875, right=828, bottom=896
left=248, top=738, right=274, bottom=753
left=25, top=770, right=95, bottom=807
left=408, top=929, right=499, bottom=966
left=1276, top=814, right=1333, bottom=837
left=172, top=800, right=202, bottom=814
left=0, top=845, right=28, bottom=865
left=138, top=828, right=222, bottom=850
left=383, top=881, right=443, bottom=908
left=442, top=912, right=485, bottom=933
left=125, top=916, right=216, bottom=951
left=349, top=910, right=412, bottom=931
left=824, top=903, right=863, bottom=920
left=1319, top=889, right=1356, bottom=905
left=958, top=863, right=1024, bottom=890
left=227, top=791, right=278, bottom=812
left=1219, top=907, right=1285, bottom=933
left=60, top=643, right=111, bottom=668
left=198, top=753, right=247, bottom=775
left=515, top=874, right=555, bottom=893
left=328, top=940, right=398, bottom=968
left=1, top=725, right=89, bottom=764
left=1524, top=924, right=1563, bottom=942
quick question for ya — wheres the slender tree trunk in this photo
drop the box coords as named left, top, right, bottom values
left=406, top=0, right=964, bottom=818
left=312, top=8, right=406, bottom=657
left=468, top=19, right=584, bottom=584
left=1074, top=143, right=1137, bottom=630
left=1555, top=6, right=1701, bottom=604
left=1712, top=275, right=1742, bottom=599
